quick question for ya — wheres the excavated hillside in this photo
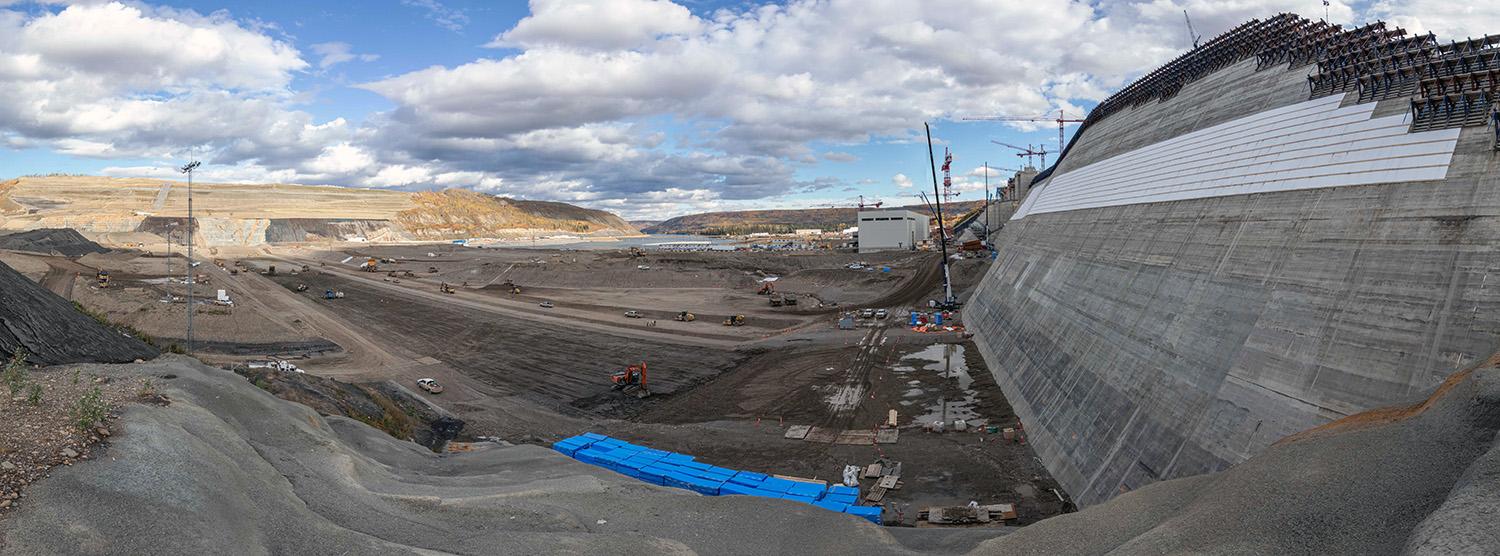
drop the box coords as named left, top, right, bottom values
left=0, top=176, right=638, bottom=246
left=395, top=189, right=634, bottom=240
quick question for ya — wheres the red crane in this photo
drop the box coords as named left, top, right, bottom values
left=964, top=110, right=1085, bottom=157
left=991, top=140, right=1048, bottom=169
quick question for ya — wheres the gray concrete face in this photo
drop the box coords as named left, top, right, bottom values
left=967, top=56, right=1500, bottom=507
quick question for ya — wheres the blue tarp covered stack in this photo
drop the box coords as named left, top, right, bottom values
left=554, top=433, right=883, bottom=525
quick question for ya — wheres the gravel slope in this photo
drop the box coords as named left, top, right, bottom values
left=0, top=261, right=156, bottom=365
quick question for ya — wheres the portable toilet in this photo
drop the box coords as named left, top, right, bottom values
left=909, top=312, right=920, bottom=326
left=933, top=312, right=943, bottom=325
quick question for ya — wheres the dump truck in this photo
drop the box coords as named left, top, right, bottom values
left=769, top=294, right=784, bottom=307
left=784, top=295, right=797, bottom=306
left=359, top=258, right=379, bottom=272
left=440, top=283, right=456, bottom=294
left=723, top=314, right=746, bottom=326
left=675, top=311, right=696, bottom=322
left=324, top=289, right=344, bottom=299
left=500, top=280, right=521, bottom=294
left=96, top=270, right=110, bottom=288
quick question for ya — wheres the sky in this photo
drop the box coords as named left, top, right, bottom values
left=1, top=0, right=1497, bottom=220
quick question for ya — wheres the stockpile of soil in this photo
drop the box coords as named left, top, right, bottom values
left=0, top=261, right=157, bottom=365
left=0, top=229, right=106, bottom=257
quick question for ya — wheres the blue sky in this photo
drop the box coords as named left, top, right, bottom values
left=0, top=0, right=1491, bottom=219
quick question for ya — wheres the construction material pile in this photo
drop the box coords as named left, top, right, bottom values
left=0, top=228, right=107, bottom=257
left=0, top=261, right=157, bottom=365
left=555, top=433, right=883, bottom=524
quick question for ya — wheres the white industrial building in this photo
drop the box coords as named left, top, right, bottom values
left=856, top=209, right=930, bottom=253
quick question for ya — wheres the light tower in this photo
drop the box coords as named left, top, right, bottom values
left=179, top=160, right=200, bottom=354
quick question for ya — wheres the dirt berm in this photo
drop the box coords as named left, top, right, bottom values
left=0, top=261, right=156, bottom=365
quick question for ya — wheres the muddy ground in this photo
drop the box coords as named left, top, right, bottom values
left=9, top=240, right=1070, bottom=528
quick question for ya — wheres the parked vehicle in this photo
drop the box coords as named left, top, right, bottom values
left=416, top=378, right=443, bottom=394
left=860, top=308, right=876, bottom=318
left=875, top=309, right=888, bottom=319
left=624, top=310, right=643, bottom=318
left=539, top=301, right=555, bottom=308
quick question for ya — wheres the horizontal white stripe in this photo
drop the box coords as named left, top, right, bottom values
left=1012, top=94, right=1461, bottom=219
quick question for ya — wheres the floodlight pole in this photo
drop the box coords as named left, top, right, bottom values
left=179, top=161, right=200, bottom=354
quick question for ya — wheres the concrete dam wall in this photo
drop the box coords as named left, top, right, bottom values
left=967, top=15, right=1500, bottom=506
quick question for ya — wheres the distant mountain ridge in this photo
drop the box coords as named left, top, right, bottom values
left=0, top=176, right=639, bottom=246
left=643, top=201, right=985, bottom=235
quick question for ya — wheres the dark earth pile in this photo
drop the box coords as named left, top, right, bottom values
left=235, top=366, right=464, bottom=451
left=0, top=228, right=106, bottom=257
left=0, top=261, right=157, bottom=365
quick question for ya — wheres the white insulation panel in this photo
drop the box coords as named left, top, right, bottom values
left=1013, top=94, right=1461, bottom=219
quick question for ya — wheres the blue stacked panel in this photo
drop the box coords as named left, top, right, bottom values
left=551, top=434, right=884, bottom=525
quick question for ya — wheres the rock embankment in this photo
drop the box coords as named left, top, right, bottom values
left=0, top=229, right=106, bottom=257
left=0, top=261, right=157, bottom=366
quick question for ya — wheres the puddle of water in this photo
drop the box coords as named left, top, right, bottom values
left=898, top=344, right=988, bottom=427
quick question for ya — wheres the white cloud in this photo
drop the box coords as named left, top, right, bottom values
left=491, top=0, right=702, bottom=51
left=401, top=0, right=467, bottom=32
left=310, top=42, right=378, bottom=69
left=7, top=0, right=1498, bottom=220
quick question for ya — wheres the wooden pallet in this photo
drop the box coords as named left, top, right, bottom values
left=834, top=430, right=876, bottom=445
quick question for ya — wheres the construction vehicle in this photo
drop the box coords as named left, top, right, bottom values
left=403, top=270, right=415, bottom=278
left=428, top=266, right=438, bottom=273
left=609, top=362, right=650, bottom=398
left=769, top=294, right=784, bottom=307
left=628, top=246, right=646, bottom=258
left=296, top=284, right=308, bottom=292
left=96, top=270, right=110, bottom=288
left=267, top=265, right=277, bottom=276
left=301, top=264, right=310, bottom=272
left=757, top=282, right=775, bottom=295
left=500, top=280, right=521, bottom=294
left=359, top=258, right=378, bottom=272
left=440, top=283, right=456, bottom=294
left=675, top=311, right=696, bottom=322
left=784, top=294, right=797, bottom=306
left=723, top=314, right=746, bottom=326
left=323, top=289, right=344, bottom=299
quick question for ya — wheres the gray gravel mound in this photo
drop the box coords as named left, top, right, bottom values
left=0, top=357, right=995, bottom=555
left=974, top=364, right=1500, bottom=555
left=0, top=228, right=106, bottom=257
left=0, top=261, right=157, bottom=365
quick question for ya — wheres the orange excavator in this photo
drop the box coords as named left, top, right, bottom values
left=757, top=282, right=775, bottom=295
left=610, top=362, right=650, bottom=398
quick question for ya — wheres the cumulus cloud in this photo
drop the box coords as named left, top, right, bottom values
left=2, top=0, right=1488, bottom=219
left=490, top=0, right=702, bottom=51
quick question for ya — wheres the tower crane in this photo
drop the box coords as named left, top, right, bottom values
left=991, top=140, right=1048, bottom=168
left=822, top=195, right=883, bottom=209
left=964, top=110, right=1084, bottom=155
